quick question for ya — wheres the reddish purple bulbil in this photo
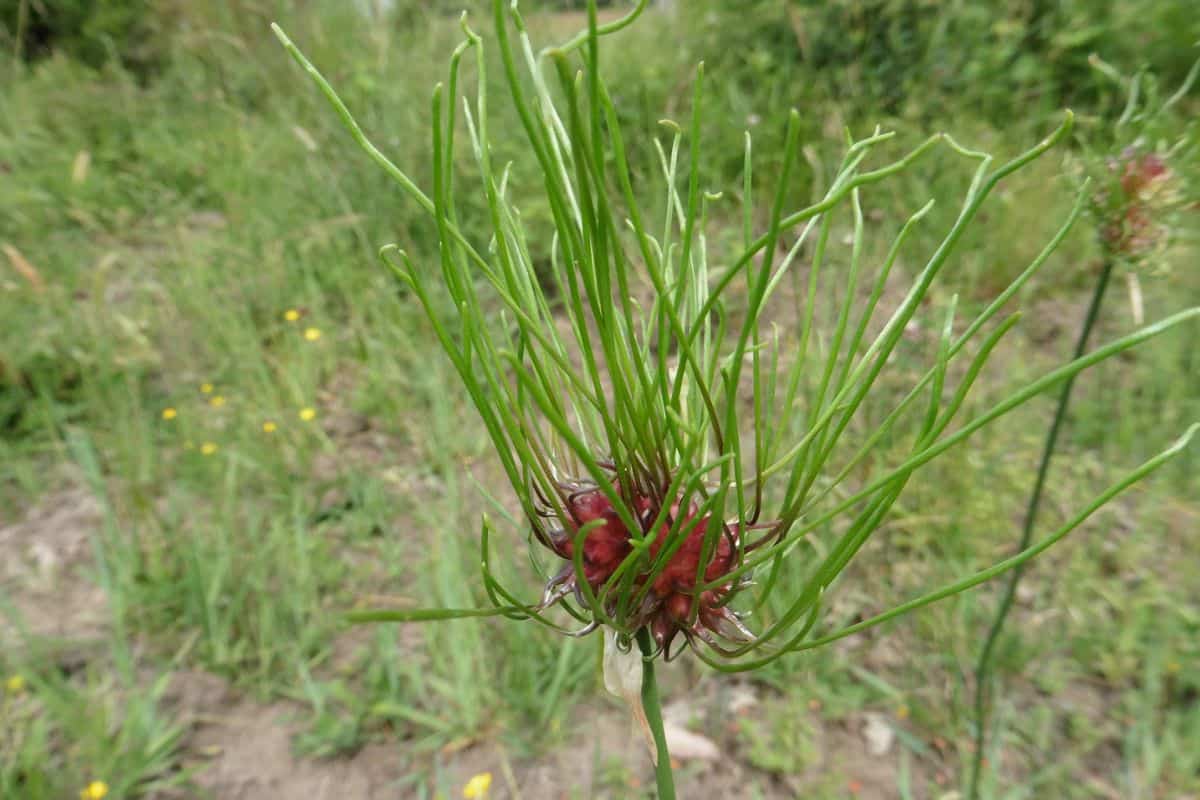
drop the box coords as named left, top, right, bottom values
left=540, top=479, right=756, bottom=657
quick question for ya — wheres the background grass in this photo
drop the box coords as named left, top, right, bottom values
left=1, top=1, right=1197, bottom=797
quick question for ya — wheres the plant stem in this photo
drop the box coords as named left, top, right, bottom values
left=636, top=627, right=676, bottom=800
left=968, top=257, right=1115, bottom=798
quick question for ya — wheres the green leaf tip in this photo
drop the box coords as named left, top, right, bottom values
left=1169, top=422, right=1200, bottom=454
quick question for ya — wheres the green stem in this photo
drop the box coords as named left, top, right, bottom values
left=968, top=257, right=1114, bottom=798
left=636, top=628, right=676, bottom=800
left=14, top=0, right=29, bottom=70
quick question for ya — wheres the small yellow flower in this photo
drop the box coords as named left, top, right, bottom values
left=896, top=704, right=910, bottom=720
left=284, top=308, right=301, bottom=322
left=80, top=781, right=108, bottom=800
left=1167, top=661, right=1182, bottom=675
left=299, top=407, right=317, bottom=422
left=5, top=674, right=25, bottom=694
left=209, top=395, right=226, bottom=408
left=161, top=407, right=178, bottom=420
left=200, top=442, right=218, bottom=456
left=304, top=327, right=322, bottom=341
left=200, top=383, right=214, bottom=394
left=262, top=421, right=278, bottom=433
left=462, top=772, right=492, bottom=799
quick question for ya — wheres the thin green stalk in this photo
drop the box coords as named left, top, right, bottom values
left=636, top=627, right=675, bottom=800
left=13, top=1, right=30, bottom=71
left=968, top=257, right=1115, bottom=798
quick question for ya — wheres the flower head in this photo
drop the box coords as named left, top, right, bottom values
left=161, top=407, right=178, bottom=420
left=538, top=475, right=755, bottom=658
left=200, top=442, right=218, bottom=456
left=304, top=327, right=322, bottom=341
left=299, top=407, right=317, bottom=422
left=80, top=781, right=108, bottom=800
left=262, top=421, right=278, bottom=433
left=462, top=772, right=492, bottom=799
left=1082, top=59, right=1196, bottom=273
left=200, top=383, right=214, bottom=395
left=1097, top=148, right=1181, bottom=262
left=209, top=395, right=226, bottom=408
left=284, top=308, right=301, bottom=322
left=5, top=674, right=25, bottom=694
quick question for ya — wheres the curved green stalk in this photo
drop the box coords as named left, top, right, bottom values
left=546, top=0, right=651, bottom=55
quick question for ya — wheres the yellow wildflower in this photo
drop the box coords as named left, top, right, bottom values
left=284, top=308, right=301, bottom=322
left=462, top=772, right=492, bottom=799
left=209, top=395, right=226, bottom=408
left=304, top=327, right=322, bottom=341
left=200, top=383, right=214, bottom=394
left=80, top=781, right=108, bottom=800
left=200, top=442, right=218, bottom=456
left=299, top=407, right=317, bottom=422
left=262, top=421, right=278, bottom=434
left=161, top=407, right=178, bottom=420
left=5, top=674, right=25, bottom=694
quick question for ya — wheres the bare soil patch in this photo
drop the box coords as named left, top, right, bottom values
left=164, top=670, right=405, bottom=799
left=0, top=486, right=108, bottom=654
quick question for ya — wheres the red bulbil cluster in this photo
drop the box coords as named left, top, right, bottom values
left=548, top=487, right=633, bottom=587
left=540, top=481, right=754, bottom=657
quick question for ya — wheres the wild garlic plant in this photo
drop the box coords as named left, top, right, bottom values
left=969, top=56, right=1198, bottom=798
left=274, top=2, right=1197, bottom=792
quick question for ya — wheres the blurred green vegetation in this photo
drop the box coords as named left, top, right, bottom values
left=0, top=1, right=1197, bottom=797
left=0, top=0, right=175, bottom=73
left=684, top=0, right=1199, bottom=117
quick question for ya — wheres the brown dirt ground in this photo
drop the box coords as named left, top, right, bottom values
left=1, top=486, right=109, bottom=659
